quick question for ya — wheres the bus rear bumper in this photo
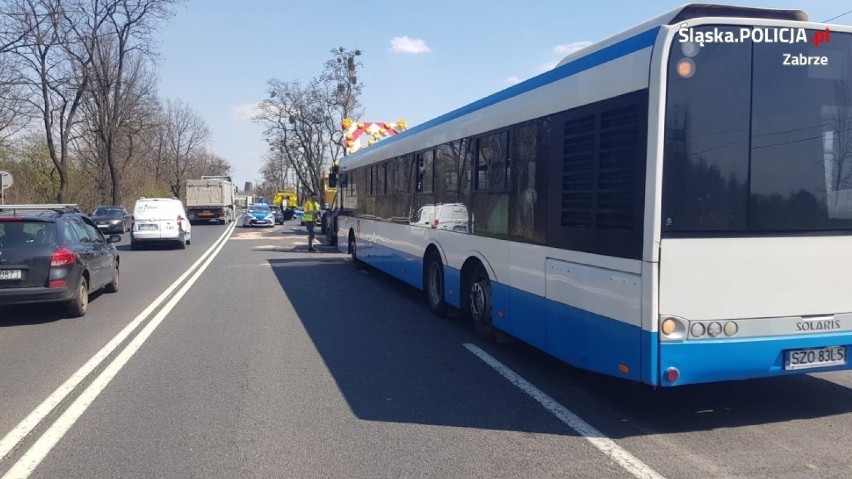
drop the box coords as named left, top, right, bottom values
left=658, top=332, right=852, bottom=387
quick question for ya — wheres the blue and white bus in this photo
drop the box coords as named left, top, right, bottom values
left=333, top=4, right=852, bottom=386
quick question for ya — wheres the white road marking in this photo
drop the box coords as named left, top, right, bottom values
left=0, top=223, right=235, bottom=469
left=463, top=343, right=666, bottom=479
left=4, top=223, right=236, bottom=479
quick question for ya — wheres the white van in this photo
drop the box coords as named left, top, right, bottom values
left=410, top=203, right=470, bottom=233
left=131, top=198, right=192, bottom=250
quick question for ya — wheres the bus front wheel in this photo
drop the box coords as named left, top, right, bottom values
left=348, top=231, right=362, bottom=267
left=469, top=265, right=495, bottom=341
left=425, top=253, right=448, bottom=317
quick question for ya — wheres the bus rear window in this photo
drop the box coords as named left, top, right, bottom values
left=663, top=26, right=852, bottom=233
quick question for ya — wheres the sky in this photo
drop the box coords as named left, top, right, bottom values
left=154, top=0, right=852, bottom=190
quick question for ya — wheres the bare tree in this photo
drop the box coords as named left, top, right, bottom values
left=84, top=0, right=177, bottom=205
left=320, top=47, right=363, bottom=166
left=258, top=148, right=292, bottom=190
left=11, top=0, right=112, bottom=201
left=256, top=47, right=364, bottom=198
left=161, top=98, right=210, bottom=198
left=186, top=146, right=230, bottom=179
left=0, top=54, right=30, bottom=145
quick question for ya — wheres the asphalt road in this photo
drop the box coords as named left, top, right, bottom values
left=1, top=219, right=851, bottom=478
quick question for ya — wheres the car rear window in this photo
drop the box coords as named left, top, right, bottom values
left=94, top=207, right=124, bottom=216
left=0, top=221, right=56, bottom=247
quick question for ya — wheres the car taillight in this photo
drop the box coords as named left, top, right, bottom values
left=50, top=247, right=76, bottom=267
left=177, top=215, right=183, bottom=228
left=431, top=219, right=439, bottom=229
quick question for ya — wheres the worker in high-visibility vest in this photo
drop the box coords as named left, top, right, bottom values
left=303, top=194, right=321, bottom=252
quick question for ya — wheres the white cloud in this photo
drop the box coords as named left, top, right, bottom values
left=232, top=102, right=261, bottom=122
left=553, top=41, right=594, bottom=57
left=505, top=76, right=521, bottom=85
left=390, top=36, right=431, bottom=54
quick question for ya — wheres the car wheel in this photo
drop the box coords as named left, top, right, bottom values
left=105, top=264, right=119, bottom=293
left=469, top=264, right=495, bottom=341
left=66, top=276, right=89, bottom=317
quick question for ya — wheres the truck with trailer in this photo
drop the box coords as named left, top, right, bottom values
left=185, top=177, right=235, bottom=224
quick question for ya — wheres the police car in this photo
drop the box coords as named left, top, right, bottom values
left=241, top=203, right=275, bottom=228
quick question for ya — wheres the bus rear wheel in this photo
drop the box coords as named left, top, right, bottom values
left=469, top=264, right=495, bottom=341
left=425, top=253, right=448, bottom=317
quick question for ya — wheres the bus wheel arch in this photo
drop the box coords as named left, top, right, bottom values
left=423, top=245, right=448, bottom=317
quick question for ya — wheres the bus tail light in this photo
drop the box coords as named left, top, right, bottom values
left=665, top=367, right=680, bottom=383
left=707, top=322, right=722, bottom=337
left=659, top=316, right=687, bottom=340
left=688, top=320, right=739, bottom=338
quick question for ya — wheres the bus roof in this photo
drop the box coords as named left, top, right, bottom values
left=339, top=3, right=807, bottom=172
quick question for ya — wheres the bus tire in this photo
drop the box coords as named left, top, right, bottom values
left=469, top=264, right=495, bottom=341
left=424, top=253, right=448, bottom=317
left=348, top=231, right=363, bottom=268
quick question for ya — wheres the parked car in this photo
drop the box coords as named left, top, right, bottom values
left=271, top=205, right=285, bottom=225
left=91, top=205, right=131, bottom=234
left=0, top=204, right=121, bottom=317
left=131, top=198, right=192, bottom=250
left=241, top=204, right=275, bottom=227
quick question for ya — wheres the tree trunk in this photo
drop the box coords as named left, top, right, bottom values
left=106, top=134, right=122, bottom=205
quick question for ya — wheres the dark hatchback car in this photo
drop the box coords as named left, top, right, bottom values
left=91, top=205, right=131, bottom=234
left=0, top=204, right=121, bottom=317
left=271, top=205, right=284, bottom=225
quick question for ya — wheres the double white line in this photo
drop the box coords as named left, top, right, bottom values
left=0, top=222, right=236, bottom=478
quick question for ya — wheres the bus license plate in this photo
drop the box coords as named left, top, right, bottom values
left=784, top=346, right=846, bottom=370
left=0, top=270, right=22, bottom=280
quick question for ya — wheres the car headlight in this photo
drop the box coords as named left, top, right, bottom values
left=111, top=220, right=122, bottom=224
